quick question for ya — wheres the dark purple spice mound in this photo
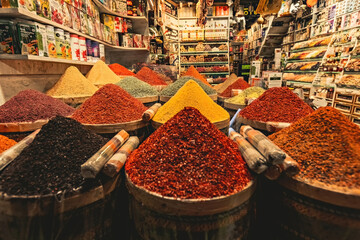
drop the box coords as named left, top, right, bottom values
left=0, top=116, right=107, bottom=195
left=0, top=89, right=75, bottom=123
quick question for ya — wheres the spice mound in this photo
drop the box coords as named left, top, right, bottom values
left=72, top=84, right=147, bottom=124
left=108, top=63, right=135, bottom=76
left=86, top=60, right=121, bottom=85
left=135, top=67, right=168, bottom=86
left=220, top=78, right=250, bottom=97
left=269, top=107, right=360, bottom=189
left=0, top=89, right=75, bottom=123
left=0, top=135, right=16, bottom=154
left=214, top=73, right=238, bottom=91
left=47, top=66, right=98, bottom=97
left=160, top=76, right=216, bottom=97
left=0, top=116, right=107, bottom=195
left=126, top=107, right=252, bottom=199
left=226, top=87, right=265, bottom=105
left=239, top=87, right=314, bottom=123
left=183, top=65, right=212, bottom=87
left=115, top=76, right=158, bottom=98
left=153, top=80, right=229, bottom=124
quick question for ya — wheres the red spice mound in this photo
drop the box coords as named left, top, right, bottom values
left=108, top=63, right=135, bottom=76
left=126, top=107, right=252, bottom=199
left=72, top=84, right=147, bottom=124
left=0, top=89, right=75, bottom=123
left=269, top=107, right=360, bottom=188
left=183, top=66, right=212, bottom=87
left=220, top=78, right=250, bottom=97
left=135, top=67, right=168, bottom=85
left=239, top=87, right=313, bottom=123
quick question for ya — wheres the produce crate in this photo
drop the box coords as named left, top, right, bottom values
left=351, top=116, right=360, bottom=126
left=333, top=101, right=352, bottom=114
left=335, top=92, right=355, bottom=103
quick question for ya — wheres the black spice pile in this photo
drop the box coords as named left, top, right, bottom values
left=0, top=116, right=107, bottom=195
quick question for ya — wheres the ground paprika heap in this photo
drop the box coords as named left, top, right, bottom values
left=108, top=63, right=135, bottom=76
left=135, top=67, right=168, bottom=86
left=220, top=78, right=250, bottom=97
left=126, top=107, right=252, bottom=199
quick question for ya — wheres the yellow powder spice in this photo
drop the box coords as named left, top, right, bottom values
left=86, top=60, right=121, bottom=86
left=47, top=66, right=98, bottom=97
left=153, top=80, right=230, bottom=124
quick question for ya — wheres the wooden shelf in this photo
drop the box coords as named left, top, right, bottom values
left=0, top=8, right=149, bottom=53
left=179, top=16, right=229, bottom=20
left=0, top=54, right=97, bottom=65
left=92, top=0, right=148, bottom=22
left=181, top=61, right=228, bottom=66
left=180, top=51, right=228, bottom=55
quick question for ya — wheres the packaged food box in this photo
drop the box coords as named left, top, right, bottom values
left=35, top=0, right=51, bottom=19
left=70, top=6, right=81, bottom=31
left=92, top=41, right=99, bottom=62
left=63, top=3, right=72, bottom=28
left=86, top=39, right=92, bottom=62
left=54, top=28, right=65, bottom=59
left=142, top=35, right=149, bottom=49
left=133, top=34, right=142, bottom=48
left=64, top=31, right=71, bottom=60
left=18, top=0, right=36, bottom=13
left=0, top=0, right=18, bottom=7
left=80, top=11, right=89, bottom=35
left=16, top=22, right=38, bottom=56
left=46, top=25, right=56, bottom=57
left=70, top=34, right=80, bottom=60
left=35, top=22, right=48, bottom=57
left=0, top=20, right=16, bottom=54
left=94, top=20, right=101, bottom=39
left=99, top=43, right=105, bottom=61
left=79, top=36, right=87, bottom=61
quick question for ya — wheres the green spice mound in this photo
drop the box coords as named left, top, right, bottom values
left=0, top=116, right=107, bottom=195
left=115, top=76, right=159, bottom=98
left=160, top=76, right=216, bottom=97
left=269, top=107, right=360, bottom=189
left=126, top=107, right=252, bottom=199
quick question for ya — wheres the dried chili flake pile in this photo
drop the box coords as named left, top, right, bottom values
left=239, top=87, right=314, bottom=123
left=72, top=84, right=147, bottom=124
left=0, top=89, right=75, bottom=123
left=269, top=107, right=360, bottom=189
left=220, top=78, right=250, bottom=97
left=135, top=67, right=168, bottom=86
left=126, top=107, right=252, bottom=199
left=0, top=116, right=107, bottom=195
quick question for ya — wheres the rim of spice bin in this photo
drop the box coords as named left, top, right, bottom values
left=0, top=174, right=120, bottom=217
left=81, top=118, right=149, bottom=133
left=236, top=115, right=291, bottom=133
left=135, top=95, right=159, bottom=104
left=0, top=119, right=50, bottom=133
left=125, top=172, right=256, bottom=216
left=151, top=117, right=230, bottom=131
left=159, top=94, right=218, bottom=103
left=217, top=96, right=229, bottom=103
left=277, top=175, right=360, bottom=209
left=223, top=101, right=246, bottom=111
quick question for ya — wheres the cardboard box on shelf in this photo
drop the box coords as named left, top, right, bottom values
left=70, top=34, right=80, bottom=60
left=54, top=28, right=66, bottom=59
left=64, top=31, right=71, bottom=60
left=17, top=22, right=38, bottom=56
left=18, top=0, right=36, bottom=13
left=50, top=0, right=64, bottom=24
left=79, top=36, right=87, bottom=61
left=0, top=20, right=17, bottom=54
left=35, top=22, right=48, bottom=57
left=46, top=25, right=56, bottom=58
left=70, top=6, right=81, bottom=31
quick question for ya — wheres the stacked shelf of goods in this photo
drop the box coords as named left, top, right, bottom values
left=0, top=0, right=149, bottom=65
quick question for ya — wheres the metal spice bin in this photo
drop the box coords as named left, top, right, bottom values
left=258, top=176, right=360, bottom=240
left=126, top=173, right=257, bottom=240
left=0, top=175, right=121, bottom=240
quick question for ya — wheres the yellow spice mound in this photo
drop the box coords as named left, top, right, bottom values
left=86, top=60, right=121, bottom=85
left=153, top=80, right=230, bottom=123
left=47, top=66, right=98, bottom=97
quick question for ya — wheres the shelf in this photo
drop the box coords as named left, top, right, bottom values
left=351, top=55, right=360, bottom=59
left=0, top=8, right=149, bottom=53
left=180, top=40, right=228, bottom=44
left=202, top=72, right=229, bottom=75
left=165, top=12, right=177, bottom=20
left=284, top=70, right=318, bottom=73
left=287, top=58, right=323, bottom=63
left=344, top=72, right=360, bottom=75
left=181, top=62, right=229, bottom=66
left=179, top=16, right=230, bottom=20
left=231, top=42, right=245, bottom=45
left=0, top=54, right=96, bottom=65
left=286, top=80, right=313, bottom=85
left=318, top=71, right=342, bottom=74
left=180, top=51, right=228, bottom=55
left=290, top=45, right=328, bottom=53
left=92, top=0, right=148, bottom=22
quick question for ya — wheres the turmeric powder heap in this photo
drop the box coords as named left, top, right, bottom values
left=0, top=135, right=16, bottom=154
left=47, top=66, right=98, bottom=97
left=153, top=80, right=229, bottom=124
left=86, top=60, right=121, bottom=86
left=183, top=66, right=212, bottom=87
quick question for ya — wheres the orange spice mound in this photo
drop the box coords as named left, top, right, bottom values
left=183, top=66, right=212, bottom=87
left=108, top=63, right=135, bottom=76
left=0, top=135, right=17, bottom=154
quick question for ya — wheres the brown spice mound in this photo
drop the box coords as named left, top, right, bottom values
left=269, top=107, right=360, bottom=189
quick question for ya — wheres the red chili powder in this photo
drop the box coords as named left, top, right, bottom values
left=220, top=78, right=250, bottom=97
left=239, top=87, right=314, bottom=123
left=126, top=107, right=252, bottom=199
left=183, top=66, right=212, bottom=87
left=269, top=107, right=360, bottom=188
left=135, top=67, right=168, bottom=86
left=108, top=63, right=135, bottom=76
left=72, top=84, right=147, bottom=124
left=0, top=89, right=75, bottom=123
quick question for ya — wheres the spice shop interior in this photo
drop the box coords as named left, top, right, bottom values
left=0, top=0, right=359, bottom=239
